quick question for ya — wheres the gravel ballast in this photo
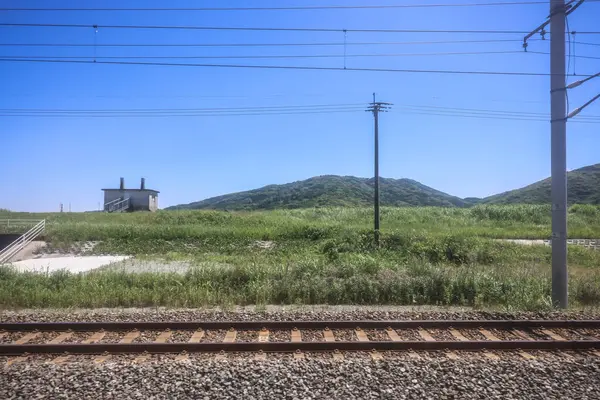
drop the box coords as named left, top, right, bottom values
left=3, top=306, right=600, bottom=324
left=2, top=307, right=600, bottom=399
left=2, top=357, right=600, bottom=399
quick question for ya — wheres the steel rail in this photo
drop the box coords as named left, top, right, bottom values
left=1, top=320, right=600, bottom=332
left=1, top=340, right=599, bottom=356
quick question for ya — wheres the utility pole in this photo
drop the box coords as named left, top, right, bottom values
left=524, top=0, right=589, bottom=308
left=367, top=94, right=392, bottom=247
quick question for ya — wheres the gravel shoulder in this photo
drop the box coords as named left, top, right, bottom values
left=1, top=357, right=599, bottom=399
left=2, top=305, right=600, bottom=323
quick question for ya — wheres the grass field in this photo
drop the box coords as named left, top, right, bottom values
left=1, top=204, right=600, bottom=310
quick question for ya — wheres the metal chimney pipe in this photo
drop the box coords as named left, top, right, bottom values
left=141, top=178, right=146, bottom=190
left=120, top=177, right=124, bottom=190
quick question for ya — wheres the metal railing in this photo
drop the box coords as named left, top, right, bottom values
left=105, top=198, right=130, bottom=213
left=0, top=219, right=42, bottom=229
left=0, top=219, right=46, bottom=264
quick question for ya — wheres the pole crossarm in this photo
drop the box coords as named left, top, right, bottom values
left=522, top=0, right=585, bottom=51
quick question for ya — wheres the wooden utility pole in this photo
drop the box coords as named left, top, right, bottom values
left=367, top=94, right=392, bottom=247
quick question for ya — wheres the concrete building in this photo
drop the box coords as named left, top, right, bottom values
left=102, top=178, right=159, bottom=212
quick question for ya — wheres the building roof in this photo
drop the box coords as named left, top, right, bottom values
left=102, top=188, right=160, bottom=193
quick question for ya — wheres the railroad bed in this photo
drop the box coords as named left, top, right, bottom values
left=2, top=320, right=600, bottom=365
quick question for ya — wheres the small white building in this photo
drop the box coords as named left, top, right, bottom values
left=102, top=178, right=159, bottom=212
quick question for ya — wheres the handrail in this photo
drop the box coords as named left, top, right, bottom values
left=104, top=198, right=121, bottom=207
left=0, top=219, right=45, bottom=264
left=0, top=219, right=43, bottom=228
left=106, top=197, right=130, bottom=213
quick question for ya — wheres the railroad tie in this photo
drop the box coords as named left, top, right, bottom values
left=448, top=329, right=469, bottom=360
left=291, top=328, right=304, bottom=360
left=14, top=332, right=39, bottom=345
left=355, top=327, right=382, bottom=360
left=412, top=328, right=437, bottom=359
left=510, top=330, right=536, bottom=360
left=215, top=328, right=237, bottom=360
left=175, top=329, right=204, bottom=361
left=387, top=327, right=419, bottom=359
left=134, top=330, right=172, bottom=363
left=539, top=330, right=575, bottom=359
left=332, top=349, right=344, bottom=361
left=323, top=327, right=335, bottom=342
left=322, top=328, right=344, bottom=360
left=95, top=330, right=140, bottom=364
left=48, top=331, right=74, bottom=364
left=255, top=329, right=269, bottom=360
left=541, top=329, right=566, bottom=341
left=478, top=329, right=500, bottom=360
left=6, top=332, right=41, bottom=366
left=49, top=332, right=74, bottom=344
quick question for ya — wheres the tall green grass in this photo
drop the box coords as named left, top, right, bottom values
left=3, top=258, right=597, bottom=310
left=3, top=204, right=600, bottom=245
left=1, top=205, right=599, bottom=310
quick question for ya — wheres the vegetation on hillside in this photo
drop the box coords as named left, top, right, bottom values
left=168, top=175, right=467, bottom=210
left=167, top=163, right=600, bottom=210
left=484, top=163, right=600, bottom=205
left=1, top=205, right=600, bottom=310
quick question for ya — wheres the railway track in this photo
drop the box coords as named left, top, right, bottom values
left=1, top=320, right=600, bottom=363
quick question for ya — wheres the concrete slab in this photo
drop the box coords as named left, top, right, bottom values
left=8, top=256, right=132, bottom=274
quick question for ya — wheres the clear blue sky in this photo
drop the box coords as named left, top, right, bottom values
left=1, top=0, right=599, bottom=212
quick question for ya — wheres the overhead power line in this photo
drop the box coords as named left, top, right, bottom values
left=6, top=50, right=600, bottom=61
left=0, top=51, right=534, bottom=60
left=0, top=58, right=594, bottom=77
left=0, top=23, right=535, bottom=34
left=0, top=104, right=367, bottom=113
left=0, top=109, right=365, bottom=118
left=2, top=23, right=599, bottom=34
left=395, top=104, right=600, bottom=119
left=5, top=1, right=596, bottom=11
left=394, top=108, right=599, bottom=123
left=0, top=39, right=543, bottom=47
left=3, top=103, right=598, bottom=123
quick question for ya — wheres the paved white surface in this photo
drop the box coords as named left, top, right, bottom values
left=8, top=256, right=131, bottom=273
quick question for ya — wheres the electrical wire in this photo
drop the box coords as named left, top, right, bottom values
left=396, top=111, right=600, bottom=124
left=3, top=104, right=599, bottom=123
left=3, top=23, right=599, bottom=35
left=393, top=109, right=600, bottom=123
left=0, top=39, right=540, bottom=47
left=0, top=109, right=365, bottom=118
left=1, top=58, right=588, bottom=77
left=571, top=41, right=600, bottom=47
left=0, top=23, right=534, bottom=34
left=0, top=51, right=532, bottom=60
left=0, top=103, right=367, bottom=113
left=395, top=104, right=600, bottom=119
left=5, top=1, right=596, bottom=11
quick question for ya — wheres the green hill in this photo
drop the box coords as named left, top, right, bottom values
left=168, top=163, right=600, bottom=210
left=483, top=163, right=600, bottom=205
left=168, top=175, right=467, bottom=210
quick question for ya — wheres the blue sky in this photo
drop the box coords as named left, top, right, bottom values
left=1, top=0, right=599, bottom=212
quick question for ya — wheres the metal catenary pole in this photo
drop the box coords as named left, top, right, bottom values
left=550, top=0, right=568, bottom=308
left=374, top=94, right=380, bottom=245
